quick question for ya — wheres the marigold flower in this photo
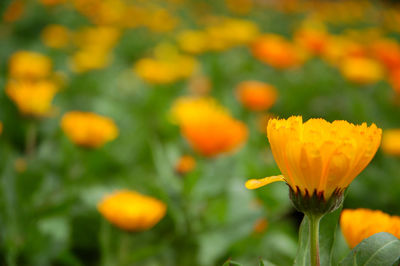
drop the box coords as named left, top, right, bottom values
left=340, top=56, right=384, bottom=85
left=294, top=27, right=329, bottom=56
left=98, top=190, right=166, bottom=231
left=171, top=97, right=248, bottom=157
left=61, top=111, right=118, bottom=148
left=389, top=68, right=400, bottom=94
left=3, top=0, right=25, bottom=23
left=177, top=30, right=208, bottom=54
left=41, top=24, right=71, bottom=49
left=246, top=116, right=381, bottom=199
left=236, top=81, right=278, bottom=111
left=6, top=80, right=58, bottom=117
left=251, top=34, right=306, bottom=69
left=175, top=155, right=196, bottom=175
left=9, top=51, right=52, bottom=79
left=381, top=129, right=400, bottom=156
left=370, top=39, right=400, bottom=71
left=340, top=209, right=400, bottom=248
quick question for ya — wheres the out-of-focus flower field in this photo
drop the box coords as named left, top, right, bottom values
left=1, top=0, right=400, bottom=265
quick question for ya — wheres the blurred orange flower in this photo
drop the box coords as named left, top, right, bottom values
left=171, top=97, right=248, bottom=157
left=340, top=56, right=384, bottom=85
left=381, top=129, right=400, bottom=156
left=175, top=155, right=196, bottom=175
left=253, top=217, right=268, bottom=233
left=389, top=68, right=400, bottom=94
left=370, top=39, right=400, bottom=71
left=294, top=26, right=329, bottom=56
left=98, top=190, right=166, bottom=231
left=41, top=24, right=71, bottom=49
left=246, top=117, right=381, bottom=199
left=9, top=51, right=52, bottom=80
left=6, top=80, right=58, bottom=117
left=61, top=111, right=118, bottom=148
left=341, top=209, right=400, bottom=248
left=251, top=34, right=306, bottom=69
left=236, top=81, right=278, bottom=111
left=3, top=0, right=25, bottom=23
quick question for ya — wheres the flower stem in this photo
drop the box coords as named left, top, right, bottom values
left=308, top=214, right=322, bottom=266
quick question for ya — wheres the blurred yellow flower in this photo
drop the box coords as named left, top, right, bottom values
left=340, top=56, right=384, bottom=85
left=61, top=111, right=118, bottom=148
left=294, top=20, right=329, bottom=56
left=177, top=30, right=208, bottom=54
left=236, top=81, right=278, bottom=111
left=9, top=51, right=52, bottom=80
left=246, top=116, right=381, bottom=199
left=251, top=34, right=306, bottom=69
left=381, top=129, right=400, bottom=156
left=171, top=97, right=248, bottom=157
left=98, top=190, right=166, bottom=231
left=225, top=0, right=253, bottom=15
left=41, top=24, right=71, bottom=49
left=144, top=8, right=178, bottom=33
left=340, top=209, right=400, bottom=248
left=71, top=50, right=111, bottom=73
left=6, top=80, right=58, bottom=117
left=175, top=155, right=196, bottom=175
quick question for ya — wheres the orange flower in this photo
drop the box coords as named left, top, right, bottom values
left=6, top=80, right=58, bottom=117
left=175, top=155, right=196, bottom=175
left=389, top=68, right=400, bottom=94
left=98, top=190, right=166, bottom=231
left=340, top=209, right=400, bottom=248
left=3, top=0, right=25, bottom=23
left=9, top=51, right=52, bottom=80
left=171, top=97, right=248, bottom=157
left=381, top=129, right=400, bottom=156
left=236, top=81, right=278, bottom=111
left=246, top=116, right=381, bottom=199
left=340, top=56, right=384, bottom=85
left=41, top=24, right=71, bottom=49
left=251, top=34, right=306, bottom=69
left=370, top=39, right=400, bottom=71
left=294, top=19, right=329, bottom=56
left=61, top=111, right=118, bottom=148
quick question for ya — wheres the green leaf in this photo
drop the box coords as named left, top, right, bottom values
left=294, top=205, right=343, bottom=266
left=339, top=232, right=400, bottom=266
left=259, top=258, right=277, bottom=266
left=222, top=258, right=243, bottom=266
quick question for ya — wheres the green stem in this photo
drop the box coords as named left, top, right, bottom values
left=308, top=214, right=322, bottom=266
left=25, top=121, right=37, bottom=156
left=100, top=220, right=113, bottom=266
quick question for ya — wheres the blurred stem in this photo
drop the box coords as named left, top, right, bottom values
left=25, top=121, right=37, bottom=156
left=100, top=220, right=113, bottom=266
left=118, top=232, right=131, bottom=265
left=308, top=213, right=322, bottom=266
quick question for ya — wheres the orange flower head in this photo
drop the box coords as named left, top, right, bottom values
left=41, top=24, right=71, bottom=49
left=175, top=155, right=196, bottom=175
left=246, top=116, right=381, bottom=199
left=98, top=190, right=166, bottom=231
left=294, top=19, right=329, bottom=55
left=9, top=51, right=52, bottom=79
left=370, top=39, right=400, bottom=71
left=61, top=111, right=118, bottom=148
left=171, top=97, right=248, bottom=157
left=3, top=0, right=25, bottom=23
left=251, top=34, right=306, bottom=69
left=236, top=81, right=278, bottom=111
left=340, top=56, right=384, bottom=85
left=6, top=80, right=58, bottom=117
left=340, top=209, right=400, bottom=248
left=381, top=129, right=400, bottom=156
left=389, top=68, right=400, bottom=94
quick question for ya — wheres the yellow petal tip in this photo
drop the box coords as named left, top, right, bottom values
left=245, top=175, right=285, bottom=190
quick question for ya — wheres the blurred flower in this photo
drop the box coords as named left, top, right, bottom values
left=188, top=75, right=211, bottom=96
left=9, top=51, right=52, bottom=80
left=251, top=34, right=306, bottom=69
left=340, top=56, right=384, bottom=85
left=246, top=116, right=381, bottom=199
left=175, top=155, right=196, bottom=175
left=370, top=39, right=400, bottom=71
left=3, top=0, right=25, bottom=23
left=294, top=19, right=329, bottom=56
left=6, top=80, right=58, bottom=117
left=98, top=190, right=167, bottom=231
left=340, top=209, right=400, bottom=248
left=14, top=158, right=27, bottom=173
left=389, top=68, right=400, bottom=94
left=40, top=0, right=67, bottom=5
left=144, top=8, right=178, bottom=33
left=381, top=129, right=400, bottom=156
left=253, top=217, right=268, bottom=234
left=71, top=50, right=111, bottom=73
left=236, top=81, right=278, bottom=111
left=171, top=97, right=248, bottom=157
left=321, top=37, right=366, bottom=66
left=225, top=0, right=253, bottom=15
left=177, top=30, right=208, bottom=54
left=41, top=24, right=71, bottom=49
left=61, top=111, right=118, bottom=148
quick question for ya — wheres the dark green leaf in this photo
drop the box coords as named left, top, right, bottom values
left=339, top=232, right=400, bottom=266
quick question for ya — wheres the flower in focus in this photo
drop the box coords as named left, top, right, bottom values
left=41, top=24, right=71, bottom=49
left=340, top=56, right=384, bottom=85
left=6, top=80, right=58, bottom=117
left=251, top=34, right=306, bottom=69
left=340, top=209, right=400, bottom=248
left=175, top=155, right=196, bottom=175
left=9, top=51, right=52, bottom=80
left=236, top=81, right=278, bottom=111
left=246, top=116, right=381, bottom=199
left=171, top=97, right=248, bottom=157
left=98, top=190, right=167, bottom=231
left=61, top=111, right=118, bottom=148
left=381, top=129, right=400, bottom=156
